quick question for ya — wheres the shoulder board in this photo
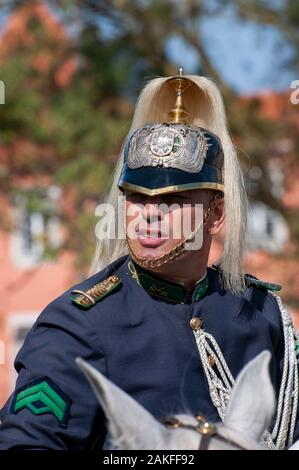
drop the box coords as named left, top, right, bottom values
left=70, top=274, right=122, bottom=309
left=244, top=274, right=281, bottom=292
left=211, top=264, right=282, bottom=292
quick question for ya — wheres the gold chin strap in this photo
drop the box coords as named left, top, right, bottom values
left=126, top=194, right=219, bottom=269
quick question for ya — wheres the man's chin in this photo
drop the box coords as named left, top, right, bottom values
left=133, top=247, right=165, bottom=260
left=130, top=243, right=166, bottom=260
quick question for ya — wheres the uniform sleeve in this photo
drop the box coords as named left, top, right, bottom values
left=0, top=295, right=108, bottom=450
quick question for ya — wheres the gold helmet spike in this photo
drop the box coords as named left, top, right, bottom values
left=167, top=66, right=194, bottom=124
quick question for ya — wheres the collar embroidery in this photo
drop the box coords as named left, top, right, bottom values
left=128, top=260, right=208, bottom=303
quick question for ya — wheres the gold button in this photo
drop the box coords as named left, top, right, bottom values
left=198, top=421, right=216, bottom=436
left=208, top=355, right=215, bottom=367
left=189, top=317, right=202, bottom=331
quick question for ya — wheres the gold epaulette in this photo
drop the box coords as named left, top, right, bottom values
left=71, top=275, right=121, bottom=309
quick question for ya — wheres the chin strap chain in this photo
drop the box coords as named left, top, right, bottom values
left=192, top=292, right=298, bottom=450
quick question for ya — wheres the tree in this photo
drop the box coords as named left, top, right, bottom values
left=0, top=0, right=298, bottom=279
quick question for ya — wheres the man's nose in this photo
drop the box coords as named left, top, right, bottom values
left=143, top=197, right=163, bottom=223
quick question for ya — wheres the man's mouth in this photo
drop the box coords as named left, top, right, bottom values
left=136, top=228, right=168, bottom=247
left=137, top=228, right=167, bottom=238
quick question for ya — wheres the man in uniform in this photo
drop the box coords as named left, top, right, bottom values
left=0, top=71, right=298, bottom=450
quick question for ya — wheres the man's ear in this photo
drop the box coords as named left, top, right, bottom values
left=208, top=196, right=225, bottom=236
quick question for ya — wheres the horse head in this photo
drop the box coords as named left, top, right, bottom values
left=76, top=350, right=275, bottom=450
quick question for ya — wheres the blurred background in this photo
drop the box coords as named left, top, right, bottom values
left=0, top=0, right=298, bottom=407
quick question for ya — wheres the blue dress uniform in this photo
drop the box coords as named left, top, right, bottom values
left=0, top=254, right=297, bottom=449
left=1, top=71, right=298, bottom=450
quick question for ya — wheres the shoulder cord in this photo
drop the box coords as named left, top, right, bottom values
left=192, top=292, right=298, bottom=450
left=194, top=329, right=234, bottom=421
left=267, top=292, right=298, bottom=449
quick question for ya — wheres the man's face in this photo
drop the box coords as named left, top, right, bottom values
left=124, top=188, right=215, bottom=261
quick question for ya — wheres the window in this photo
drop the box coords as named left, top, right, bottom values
left=246, top=201, right=289, bottom=254
left=10, top=187, right=63, bottom=269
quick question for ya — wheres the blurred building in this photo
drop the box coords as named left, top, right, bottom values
left=0, top=2, right=298, bottom=408
left=210, top=91, right=299, bottom=329
left=0, top=1, right=77, bottom=406
left=243, top=91, right=299, bottom=325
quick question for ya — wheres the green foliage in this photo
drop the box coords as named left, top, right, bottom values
left=14, top=188, right=55, bottom=215
left=67, top=210, right=98, bottom=274
left=0, top=1, right=137, bottom=274
left=0, top=0, right=298, bottom=281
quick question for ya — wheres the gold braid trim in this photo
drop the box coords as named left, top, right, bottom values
left=71, top=275, right=120, bottom=307
left=126, top=195, right=218, bottom=269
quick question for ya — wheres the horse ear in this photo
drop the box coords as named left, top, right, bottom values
left=224, top=350, right=275, bottom=441
left=76, top=357, right=173, bottom=449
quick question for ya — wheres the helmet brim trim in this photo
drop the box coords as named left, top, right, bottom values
left=118, top=181, right=224, bottom=196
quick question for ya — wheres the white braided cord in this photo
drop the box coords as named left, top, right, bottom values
left=192, top=291, right=298, bottom=450
left=268, top=292, right=298, bottom=449
left=193, top=330, right=234, bottom=420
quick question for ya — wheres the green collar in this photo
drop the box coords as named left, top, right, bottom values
left=128, top=260, right=209, bottom=304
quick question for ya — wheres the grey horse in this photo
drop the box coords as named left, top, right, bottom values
left=76, top=351, right=275, bottom=450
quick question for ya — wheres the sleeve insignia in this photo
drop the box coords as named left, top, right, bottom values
left=10, top=377, right=72, bottom=427
left=71, top=274, right=121, bottom=309
left=244, top=274, right=282, bottom=292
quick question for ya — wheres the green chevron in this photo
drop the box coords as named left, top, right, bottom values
left=13, top=380, right=69, bottom=424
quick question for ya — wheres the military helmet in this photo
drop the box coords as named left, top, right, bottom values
left=118, top=69, right=224, bottom=195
